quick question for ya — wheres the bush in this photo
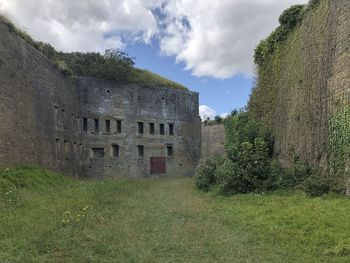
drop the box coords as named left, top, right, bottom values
left=215, top=138, right=273, bottom=194
left=279, top=5, right=304, bottom=30
left=254, top=4, right=304, bottom=66
left=216, top=159, right=249, bottom=194
left=302, top=170, right=331, bottom=197
left=195, top=156, right=225, bottom=192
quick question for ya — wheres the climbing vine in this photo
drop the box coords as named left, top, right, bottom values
left=328, top=107, right=350, bottom=187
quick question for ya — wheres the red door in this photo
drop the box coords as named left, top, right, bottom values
left=150, top=157, right=166, bottom=174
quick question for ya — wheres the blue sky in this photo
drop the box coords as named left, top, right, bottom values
left=125, top=41, right=253, bottom=116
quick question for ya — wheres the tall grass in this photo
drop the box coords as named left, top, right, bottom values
left=1, top=166, right=350, bottom=262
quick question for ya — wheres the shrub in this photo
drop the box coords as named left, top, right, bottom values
left=279, top=5, right=304, bottom=30
left=195, top=156, right=225, bottom=192
left=225, top=111, right=274, bottom=159
left=216, top=138, right=273, bottom=194
left=216, top=159, right=250, bottom=194
left=254, top=4, right=304, bottom=66
left=302, top=169, right=330, bottom=197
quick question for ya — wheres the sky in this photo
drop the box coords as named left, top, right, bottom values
left=0, top=0, right=308, bottom=119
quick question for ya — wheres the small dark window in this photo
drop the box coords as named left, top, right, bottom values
left=167, top=146, right=173, bottom=157
left=160, top=123, right=165, bottom=135
left=91, top=148, right=104, bottom=158
left=83, top=118, right=88, bottom=132
left=112, top=144, right=119, bottom=157
left=169, top=123, right=174, bottom=136
left=94, top=119, right=99, bottom=133
left=105, top=120, right=111, bottom=133
left=138, top=145, right=144, bottom=157
left=149, top=123, right=155, bottom=135
left=138, top=122, right=144, bottom=134
left=116, top=120, right=122, bottom=133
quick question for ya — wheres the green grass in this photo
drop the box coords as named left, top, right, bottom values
left=130, top=69, right=187, bottom=90
left=1, top=167, right=350, bottom=262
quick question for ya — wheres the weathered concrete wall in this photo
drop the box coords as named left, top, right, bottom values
left=201, top=124, right=225, bottom=159
left=0, top=20, right=82, bottom=177
left=0, top=21, right=201, bottom=178
left=76, top=77, right=201, bottom=178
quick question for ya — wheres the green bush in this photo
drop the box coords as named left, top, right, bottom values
left=214, top=138, right=273, bottom=194
left=254, top=4, right=304, bottom=66
left=279, top=5, right=304, bottom=30
left=195, top=156, right=225, bottom=192
left=302, top=169, right=330, bottom=197
left=215, top=159, right=247, bottom=194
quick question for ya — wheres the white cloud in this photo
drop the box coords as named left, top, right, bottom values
left=159, top=0, right=308, bottom=78
left=0, top=0, right=164, bottom=52
left=199, top=105, right=229, bottom=121
left=199, top=105, right=217, bottom=120
left=0, top=0, right=308, bottom=77
left=220, top=113, right=229, bottom=118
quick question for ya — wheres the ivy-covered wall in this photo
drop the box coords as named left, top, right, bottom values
left=248, top=0, right=350, bottom=185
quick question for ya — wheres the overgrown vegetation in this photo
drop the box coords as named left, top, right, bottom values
left=328, top=107, right=350, bottom=192
left=202, top=115, right=225, bottom=125
left=1, top=167, right=350, bottom=262
left=254, top=4, right=304, bottom=66
left=0, top=15, right=186, bottom=90
left=196, top=110, right=332, bottom=197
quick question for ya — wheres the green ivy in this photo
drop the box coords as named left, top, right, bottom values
left=328, top=107, right=350, bottom=184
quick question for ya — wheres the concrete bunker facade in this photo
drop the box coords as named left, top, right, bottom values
left=0, top=21, right=201, bottom=178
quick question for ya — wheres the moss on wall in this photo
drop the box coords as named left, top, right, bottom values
left=248, top=0, right=350, bottom=186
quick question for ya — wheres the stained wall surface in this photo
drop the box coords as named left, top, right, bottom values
left=0, top=21, right=201, bottom=178
left=248, top=0, right=350, bottom=167
left=201, top=124, right=225, bottom=159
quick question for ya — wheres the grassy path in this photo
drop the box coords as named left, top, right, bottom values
left=1, top=169, right=350, bottom=262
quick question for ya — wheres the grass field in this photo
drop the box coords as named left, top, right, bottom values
left=1, top=167, right=350, bottom=262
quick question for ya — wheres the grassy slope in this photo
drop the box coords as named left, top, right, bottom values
left=1, top=167, right=350, bottom=262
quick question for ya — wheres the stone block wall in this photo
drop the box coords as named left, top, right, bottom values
left=0, top=21, right=201, bottom=178
left=201, top=124, right=225, bottom=159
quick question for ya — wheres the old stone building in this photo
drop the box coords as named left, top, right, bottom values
left=0, top=21, right=201, bottom=178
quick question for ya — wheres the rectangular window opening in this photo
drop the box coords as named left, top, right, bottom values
left=160, top=123, right=165, bottom=135
left=91, top=148, right=104, bottom=158
left=149, top=123, right=155, bottom=135
left=83, top=118, right=88, bottom=132
left=112, top=144, right=119, bottom=157
left=116, top=120, right=122, bottom=133
left=138, top=122, right=144, bottom=134
left=137, top=145, right=144, bottom=157
left=167, top=146, right=173, bottom=157
left=94, top=119, right=99, bottom=133
left=105, top=119, right=111, bottom=133
left=169, top=123, right=174, bottom=136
